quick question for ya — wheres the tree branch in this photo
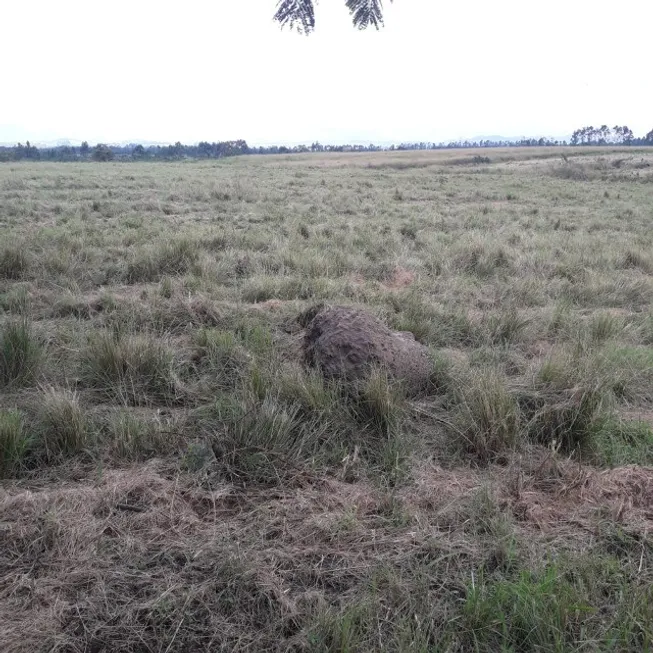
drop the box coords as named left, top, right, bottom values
left=273, top=0, right=392, bottom=33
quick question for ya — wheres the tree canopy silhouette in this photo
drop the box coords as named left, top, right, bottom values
left=274, top=0, right=392, bottom=34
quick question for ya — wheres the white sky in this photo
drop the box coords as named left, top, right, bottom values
left=2, top=0, right=652, bottom=145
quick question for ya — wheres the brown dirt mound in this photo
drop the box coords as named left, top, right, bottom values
left=301, top=305, right=431, bottom=395
left=382, top=266, right=415, bottom=290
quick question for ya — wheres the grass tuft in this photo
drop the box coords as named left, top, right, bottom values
left=82, top=331, right=179, bottom=405
left=0, top=318, right=42, bottom=387
left=456, top=369, right=520, bottom=462
left=0, top=409, right=30, bottom=476
left=37, top=387, right=90, bottom=460
left=105, top=410, right=168, bottom=459
left=0, top=245, right=29, bottom=279
left=193, top=328, right=251, bottom=390
left=463, top=564, right=590, bottom=651
left=126, top=238, right=200, bottom=283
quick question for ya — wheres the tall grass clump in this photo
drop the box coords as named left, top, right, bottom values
left=0, top=409, right=30, bottom=476
left=453, top=242, right=512, bottom=278
left=105, top=410, right=167, bottom=460
left=37, top=387, right=90, bottom=460
left=455, top=369, right=520, bottom=462
left=126, top=237, right=200, bottom=283
left=193, top=328, right=251, bottom=390
left=82, top=331, right=179, bottom=405
left=519, top=349, right=612, bottom=454
left=0, top=245, right=29, bottom=279
left=350, top=369, right=411, bottom=484
left=352, top=367, right=406, bottom=438
left=387, top=293, right=478, bottom=347
left=0, top=319, right=42, bottom=387
left=462, top=564, right=590, bottom=651
left=591, top=417, right=653, bottom=467
left=206, top=394, right=311, bottom=485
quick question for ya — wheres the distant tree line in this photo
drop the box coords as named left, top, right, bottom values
left=570, top=125, right=653, bottom=146
left=1, top=127, right=652, bottom=163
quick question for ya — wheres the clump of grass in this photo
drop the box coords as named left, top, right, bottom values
left=0, top=409, right=30, bottom=476
left=193, top=328, right=251, bottom=390
left=352, top=368, right=410, bottom=484
left=37, top=387, right=90, bottom=460
left=426, top=350, right=456, bottom=396
left=550, top=161, right=589, bottom=180
left=621, top=248, right=653, bottom=274
left=0, top=284, right=31, bottom=314
left=0, top=319, right=42, bottom=387
left=241, top=275, right=331, bottom=303
left=454, top=243, right=512, bottom=278
left=547, top=299, right=570, bottom=330
left=455, top=369, right=520, bottom=462
left=485, top=307, right=531, bottom=345
left=276, top=365, right=343, bottom=415
left=352, top=367, right=405, bottom=437
left=208, top=395, right=309, bottom=485
left=105, top=410, right=169, bottom=459
left=592, top=417, right=653, bottom=467
left=589, top=312, right=624, bottom=342
left=519, top=351, right=610, bottom=454
left=82, top=331, right=179, bottom=405
left=399, top=223, right=417, bottom=239
left=126, top=238, right=200, bottom=283
left=159, top=276, right=174, bottom=298
left=462, top=563, right=590, bottom=651
left=600, top=345, right=653, bottom=404
left=638, top=313, right=653, bottom=345
left=0, top=245, right=29, bottom=279
left=463, top=552, right=653, bottom=651
left=388, top=293, right=478, bottom=347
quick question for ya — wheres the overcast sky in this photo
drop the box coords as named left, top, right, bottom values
left=2, top=0, right=651, bottom=145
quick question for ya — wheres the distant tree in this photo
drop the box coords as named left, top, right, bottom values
left=132, top=144, right=146, bottom=160
left=23, top=141, right=40, bottom=159
left=645, top=129, right=653, bottom=145
left=273, top=0, right=392, bottom=33
left=80, top=141, right=90, bottom=158
left=92, top=143, right=114, bottom=161
left=622, top=126, right=634, bottom=145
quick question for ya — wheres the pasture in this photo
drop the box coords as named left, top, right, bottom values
left=2, top=147, right=653, bottom=651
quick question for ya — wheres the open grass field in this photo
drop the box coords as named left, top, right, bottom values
left=2, top=147, right=653, bottom=652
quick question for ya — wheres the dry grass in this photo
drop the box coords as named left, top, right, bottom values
left=1, top=147, right=653, bottom=651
